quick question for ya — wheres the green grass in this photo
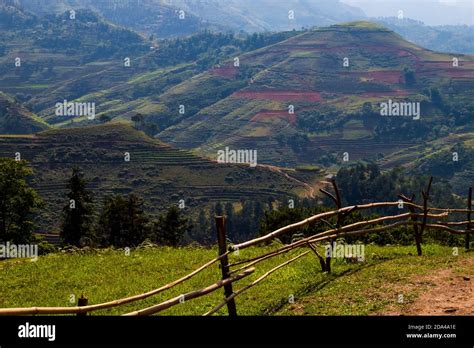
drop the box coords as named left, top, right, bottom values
left=0, top=244, right=471, bottom=316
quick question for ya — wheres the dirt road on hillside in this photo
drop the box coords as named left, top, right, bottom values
left=259, top=164, right=316, bottom=198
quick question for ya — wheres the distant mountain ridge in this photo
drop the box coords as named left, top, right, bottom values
left=14, top=0, right=367, bottom=36
left=10, top=0, right=474, bottom=55
left=165, top=0, right=366, bottom=32
left=377, top=18, right=474, bottom=54
left=13, top=0, right=223, bottom=38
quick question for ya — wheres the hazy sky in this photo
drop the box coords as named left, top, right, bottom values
left=341, top=0, right=474, bottom=25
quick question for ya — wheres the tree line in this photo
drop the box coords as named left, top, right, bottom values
left=60, top=168, right=189, bottom=248
left=0, top=159, right=467, bottom=250
left=0, top=159, right=189, bottom=248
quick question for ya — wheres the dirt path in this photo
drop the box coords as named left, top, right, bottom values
left=381, top=256, right=473, bottom=315
left=259, top=164, right=315, bottom=198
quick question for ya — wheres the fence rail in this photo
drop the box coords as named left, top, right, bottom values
left=0, top=178, right=472, bottom=316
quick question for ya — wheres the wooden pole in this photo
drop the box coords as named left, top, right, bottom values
left=307, top=242, right=327, bottom=272
left=215, top=216, right=237, bottom=316
left=228, top=211, right=449, bottom=275
left=320, top=179, right=345, bottom=273
left=231, top=201, right=471, bottom=251
left=399, top=193, right=422, bottom=256
left=416, top=177, right=433, bottom=256
left=0, top=252, right=228, bottom=315
left=77, top=294, right=88, bottom=316
left=123, top=268, right=254, bottom=316
left=466, top=187, right=472, bottom=250
left=203, top=251, right=310, bottom=316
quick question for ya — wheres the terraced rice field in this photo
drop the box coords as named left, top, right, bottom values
left=0, top=124, right=305, bottom=231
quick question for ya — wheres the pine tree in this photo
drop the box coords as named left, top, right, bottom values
left=194, top=209, right=211, bottom=245
left=60, top=168, right=94, bottom=247
left=0, top=159, right=42, bottom=243
left=97, top=194, right=150, bottom=247
left=156, top=206, right=189, bottom=246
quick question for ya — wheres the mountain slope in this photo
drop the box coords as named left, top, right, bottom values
left=153, top=21, right=474, bottom=169
left=25, top=31, right=301, bottom=125
left=377, top=18, right=474, bottom=54
left=168, top=0, right=366, bottom=32
left=0, top=4, right=149, bottom=101
left=14, top=0, right=222, bottom=38
left=0, top=123, right=306, bottom=230
left=15, top=0, right=366, bottom=35
left=379, top=132, right=474, bottom=194
left=0, top=92, right=50, bottom=133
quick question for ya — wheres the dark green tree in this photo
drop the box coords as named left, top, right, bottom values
left=155, top=206, right=189, bottom=246
left=192, top=208, right=211, bottom=245
left=60, top=168, right=94, bottom=246
left=430, top=87, right=444, bottom=108
left=361, top=101, right=374, bottom=115
left=0, top=159, right=42, bottom=243
left=403, top=67, right=416, bottom=86
left=97, top=194, right=150, bottom=247
left=99, top=114, right=111, bottom=123
left=131, top=113, right=144, bottom=128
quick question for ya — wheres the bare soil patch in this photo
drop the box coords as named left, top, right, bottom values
left=381, top=256, right=473, bottom=315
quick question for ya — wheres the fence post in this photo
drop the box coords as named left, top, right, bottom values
left=417, top=176, right=433, bottom=256
left=399, top=193, right=420, bottom=255
left=215, top=216, right=237, bottom=316
left=466, top=187, right=472, bottom=250
left=320, top=179, right=349, bottom=273
left=77, top=294, right=88, bottom=316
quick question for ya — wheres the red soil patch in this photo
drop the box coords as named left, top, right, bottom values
left=234, top=91, right=322, bottom=102
left=251, top=110, right=296, bottom=125
left=367, top=70, right=403, bottom=84
left=211, top=66, right=238, bottom=78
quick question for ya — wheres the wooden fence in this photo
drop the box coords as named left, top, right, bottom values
left=0, top=178, right=472, bottom=316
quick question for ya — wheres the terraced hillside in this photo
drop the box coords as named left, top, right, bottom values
left=0, top=2, right=301, bottom=127
left=0, top=123, right=306, bottom=231
left=379, top=131, right=474, bottom=194
left=155, top=22, right=474, bottom=169
left=30, top=30, right=301, bottom=128
left=0, top=4, right=149, bottom=104
left=0, top=91, right=50, bottom=133
left=15, top=0, right=221, bottom=38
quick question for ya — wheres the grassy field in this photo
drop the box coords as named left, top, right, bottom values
left=0, top=244, right=471, bottom=316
